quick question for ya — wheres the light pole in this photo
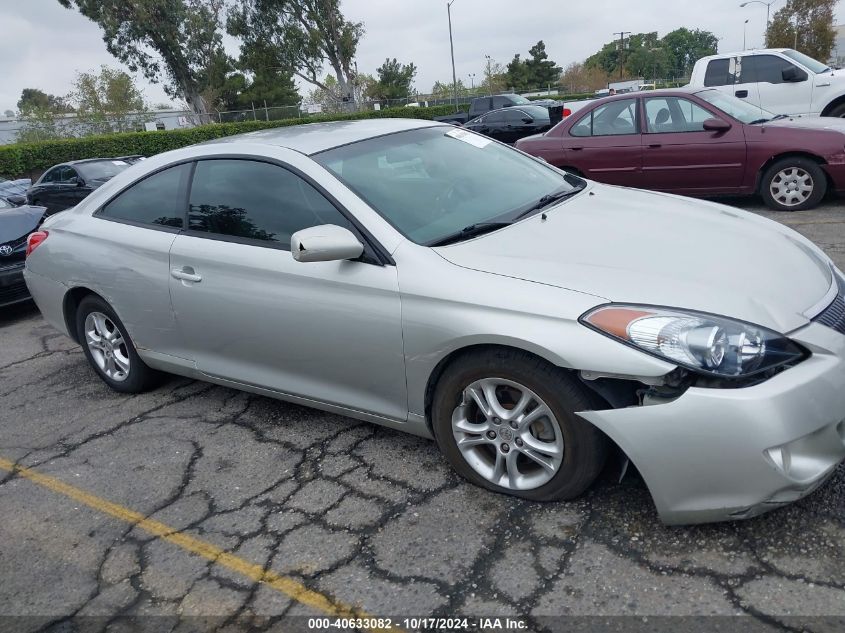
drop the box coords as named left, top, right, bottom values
left=485, top=54, right=493, bottom=95
left=447, top=0, right=459, bottom=112
left=468, top=73, right=475, bottom=92
left=743, top=19, right=749, bottom=50
left=740, top=0, right=778, bottom=46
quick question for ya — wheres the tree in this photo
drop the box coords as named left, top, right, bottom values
left=504, top=41, right=562, bottom=91
left=15, top=107, right=64, bottom=143
left=559, top=62, right=611, bottom=93
left=228, top=0, right=363, bottom=106
left=524, top=41, right=562, bottom=88
left=17, top=88, right=73, bottom=114
left=366, top=58, right=417, bottom=101
left=505, top=54, right=531, bottom=91
left=660, top=28, right=718, bottom=78
left=482, top=57, right=507, bottom=95
left=3, top=110, right=14, bottom=118
left=585, top=28, right=717, bottom=79
left=57, top=0, right=230, bottom=122
left=766, top=0, right=835, bottom=60
left=68, top=66, right=149, bottom=134
left=430, top=79, right=467, bottom=99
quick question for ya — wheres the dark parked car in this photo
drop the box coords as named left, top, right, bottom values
left=435, top=93, right=546, bottom=125
left=0, top=177, right=31, bottom=206
left=463, top=105, right=554, bottom=144
left=0, top=202, right=45, bottom=306
left=27, top=158, right=132, bottom=215
left=516, top=87, right=845, bottom=211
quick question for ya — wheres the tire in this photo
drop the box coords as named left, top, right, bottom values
left=75, top=295, right=162, bottom=393
left=760, top=157, right=827, bottom=212
left=431, top=348, right=608, bottom=501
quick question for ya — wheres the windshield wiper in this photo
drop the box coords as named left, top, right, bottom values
left=749, top=113, right=790, bottom=125
left=513, top=184, right=586, bottom=220
left=427, top=222, right=512, bottom=247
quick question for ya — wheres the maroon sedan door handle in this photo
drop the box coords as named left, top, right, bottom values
left=648, top=143, right=662, bottom=148
left=571, top=146, right=584, bottom=151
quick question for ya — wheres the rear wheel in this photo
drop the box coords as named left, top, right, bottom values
left=760, top=157, right=826, bottom=211
left=76, top=295, right=161, bottom=393
left=431, top=349, right=607, bottom=501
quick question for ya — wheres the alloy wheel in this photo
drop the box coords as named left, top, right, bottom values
left=770, top=167, right=814, bottom=208
left=84, top=311, right=130, bottom=382
left=451, top=377, right=564, bottom=490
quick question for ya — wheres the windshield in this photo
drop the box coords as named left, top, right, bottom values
left=782, top=49, right=829, bottom=73
left=77, top=160, right=130, bottom=182
left=314, top=126, right=577, bottom=245
left=696, top=89, right=776, bottom=123
left=508, top=94, right=531, bottom=104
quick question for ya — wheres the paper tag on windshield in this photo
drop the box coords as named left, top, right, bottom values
left=445, top=128, right=491, bottom=148
left=111, top=160, right=128, bottom=166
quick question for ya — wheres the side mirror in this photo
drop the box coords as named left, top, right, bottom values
left=76, top=179, right=86, bottom=187
left=782, top=66, right=808, bottom=82
left=291, top=224, right=364, bottom=263
left=702, top=118, right=732, bottom=132
left=522, top=117, right=535, bottom=124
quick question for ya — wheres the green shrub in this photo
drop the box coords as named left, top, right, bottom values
left=0, top=104, right=468, bottom=178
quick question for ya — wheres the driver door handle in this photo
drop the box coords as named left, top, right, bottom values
left=648, top=143, right=662, bottom=148
left=735, top=90, right=748, bottom=98
left=171, top=267, right=202, bottom=283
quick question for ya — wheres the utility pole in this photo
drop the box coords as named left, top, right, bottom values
left=485, top=54, right=493, bottom=95
left=613, top=31, right=631, bottom=79
left=447, top=0, right=459, bottom=113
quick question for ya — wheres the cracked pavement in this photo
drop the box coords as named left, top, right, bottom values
left=0, top=201, right=843, bottom=632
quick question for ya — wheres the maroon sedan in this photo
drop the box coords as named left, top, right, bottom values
left=515, top=87, right=845, bottom=211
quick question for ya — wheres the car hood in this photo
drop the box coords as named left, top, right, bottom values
left=0, top=205, right=45, bottom=241
left=762, top=115, right=845, bottom=132
left=434, top=184, right=832, bottom=333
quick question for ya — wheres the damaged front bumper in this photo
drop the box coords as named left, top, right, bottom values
left=578, top=321, right=845, bottom=525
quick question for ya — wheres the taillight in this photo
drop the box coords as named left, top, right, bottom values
left=562, top=108, right=572, bottom=117
left=26, top=230, right=48, bottom=257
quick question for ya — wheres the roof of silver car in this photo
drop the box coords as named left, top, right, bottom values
left=204, top=118, right=444, bottom=155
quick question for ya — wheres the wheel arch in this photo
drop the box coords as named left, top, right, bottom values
left=820, top=95, right=845, bottom=117
left=755, top=151, right=830, bottom=194
left=62, top=286, right=103, bottom=344
left=422, top=342, right=622, bottom=434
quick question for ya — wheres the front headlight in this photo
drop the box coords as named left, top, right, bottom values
left=581, top=305, right=806, bottom=378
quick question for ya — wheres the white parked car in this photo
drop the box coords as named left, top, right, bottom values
left=689, top=48, right=845, bottom=117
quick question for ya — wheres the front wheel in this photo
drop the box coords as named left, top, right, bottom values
left=431, top=349, right=607, bottom=501
left=760, top=157, right=827, bottom=211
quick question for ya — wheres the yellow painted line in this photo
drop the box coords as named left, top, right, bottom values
left=0, top=457, right=394, bottom=632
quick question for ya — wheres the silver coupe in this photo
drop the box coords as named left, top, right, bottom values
left=24, top=119, right=845, bottom=524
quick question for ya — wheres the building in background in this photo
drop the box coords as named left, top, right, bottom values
left=0, top=108, right=195, bottom=145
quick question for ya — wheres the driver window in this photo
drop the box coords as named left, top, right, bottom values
left=58, top=167, right=79, bottom=183
left=645, top=97, right=714, bottom=133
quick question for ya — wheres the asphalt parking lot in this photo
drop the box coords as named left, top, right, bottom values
left=1, top=198, right=844, bottom=632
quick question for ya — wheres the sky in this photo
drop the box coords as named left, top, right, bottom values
left=2, top=0, right=844, bottom=114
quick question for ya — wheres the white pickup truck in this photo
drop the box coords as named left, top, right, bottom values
left=689, top=48, right=845, bottom=117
